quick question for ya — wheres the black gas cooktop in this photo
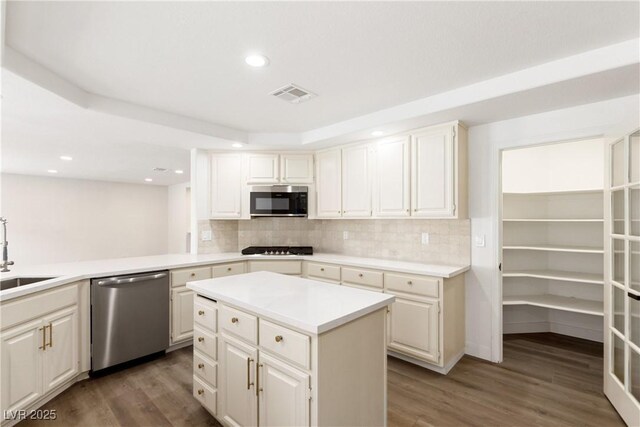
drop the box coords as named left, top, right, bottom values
left=241, top=246, right=313, bottom=256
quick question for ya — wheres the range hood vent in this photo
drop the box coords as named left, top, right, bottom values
left=270, top=84, right=316, bottom=104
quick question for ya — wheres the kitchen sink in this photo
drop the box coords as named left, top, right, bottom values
left=0, top=277, right=56, bottom=291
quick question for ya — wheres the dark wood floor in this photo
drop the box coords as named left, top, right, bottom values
left=21, top=333, right=623, bottom=427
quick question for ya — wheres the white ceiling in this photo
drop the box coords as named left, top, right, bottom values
left=2, top=1, right=639, bottom=185
left=6, top=1, right=639, bottom=133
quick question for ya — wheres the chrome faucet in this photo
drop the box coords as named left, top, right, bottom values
left=1, top=217, right=15, bottom=272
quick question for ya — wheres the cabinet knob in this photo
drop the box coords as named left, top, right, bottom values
left=407, top=281, right=413, bottom=285
left=190, top=273, right=196, bottom=277
left=275, top=335, right=284, bottom=343
left=198, top=363, right=204, bottom=369
left=320, top=268, right=325, bottom=271
left=231, top=317, right=239, bottom=324
left=227, top=267, right=232, bottom=271
left=198, top=310, right=205, bottom=316
left=358, top=273, right=363, bottom=277
left=198, top=337, right=204, bottom=342
left=197, top=389, right=204, bottom=395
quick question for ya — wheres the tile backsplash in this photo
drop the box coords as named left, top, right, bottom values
left=199, top=218, right=470, bottom=265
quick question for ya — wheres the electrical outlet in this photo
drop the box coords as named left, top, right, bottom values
left=421, top=232, right=430, bottom=245
left=475, top=235, right=486, bottom=247
left=201, top=230, right=212, bottom=241
left=343, top=231, right=349, bottom=240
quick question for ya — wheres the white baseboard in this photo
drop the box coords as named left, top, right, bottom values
left=503, top=321, right=549, bottom=334
left=503, top=321, right=602, bottom=343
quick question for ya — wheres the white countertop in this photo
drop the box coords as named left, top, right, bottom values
left=0, top=252, right=469, bottom=302
left=187, top=271, right=395, bottom=334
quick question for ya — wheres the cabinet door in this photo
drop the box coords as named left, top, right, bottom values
left=42, top=307, right=79, bottom=393
left=258, top=353, right=310, bottom=427
left=247, top=153, right=279, bottom=184
left=387, top=296, right=439, bottom=364
left=411, top=125, right=455, bottom=217
left=171, top=286, right=195, bottom=343
left=210, top=154, right=242, bottom=218
left=373, top=136, right=410, bottom=217
left=220, top=335, right=258, bottom=427
left=342, top=144, right=371, bottom=217
left=316, top=149, right=342, bottom=218
left=1, top=319, right=43, bottom=413
left=281, top=154, right=314, bottom=184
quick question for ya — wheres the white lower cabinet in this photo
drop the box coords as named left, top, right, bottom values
left=192, top=296, right=218, bottom=417
left=258, top=353, right=310, bottom=427
left=1, top=302, right=79, bottom=414
left=387, top=296, right=439, bottom=364
left=171, top=286, right=195, bottom=344
left=220, top=334, right=258, bottom=427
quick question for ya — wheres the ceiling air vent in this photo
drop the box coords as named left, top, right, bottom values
left=270, top=84, right=316, bottom=104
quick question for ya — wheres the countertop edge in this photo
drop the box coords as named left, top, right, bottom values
left=1, top=253, right=469, bottom=302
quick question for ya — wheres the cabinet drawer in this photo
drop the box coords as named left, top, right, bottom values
left=212, top=262, right=246, bottom=278
left=385, top=273, right=439, bottom=298
left=247, top=260, right=302, bottom=275
left=342, top=267, right=383, bottom=289
left=193, top=376, right=217, bottom=415
left=306, top=262, right=340, bottom=282
left=220, top=305, right=258, bottom=344
left=194, top=296, right=217, bottom=332
left=194, top=326, right=217, bottom=360
left=259, top=319, right=311, bottom=370
left=194, top=350, right=217, bottom=387
left=171, top=266, right=211, bottom=288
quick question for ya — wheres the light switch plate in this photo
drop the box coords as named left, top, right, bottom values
left=201, top=230, right=212, bottom=241
left=475, top=235, right=486, bottom=247
left=421, top=232, right=430, bottom=245
left=343, top=231, right=349, bottom=240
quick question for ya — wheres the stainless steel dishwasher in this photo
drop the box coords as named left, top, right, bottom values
left=91, top=270, right=169, bottom=372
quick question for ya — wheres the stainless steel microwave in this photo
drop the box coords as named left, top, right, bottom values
left=250, top=186, right=308, bottom=217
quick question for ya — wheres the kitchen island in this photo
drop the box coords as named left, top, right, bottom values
left=187, top=271, right=395, bottom=427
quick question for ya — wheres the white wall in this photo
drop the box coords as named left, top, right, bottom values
left=0, top=173, right=169, bottom=266
left=466, top=94, right=639, bottom=362
left=168, top=182, right=190, bottom=254
left=502, top=138, right=604, bottom=193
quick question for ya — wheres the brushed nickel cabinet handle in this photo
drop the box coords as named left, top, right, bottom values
left=198, top=337, right=204, bottom=342
left=197, top=389, right=204, bottom=395
left=257, top=363, right=263, bottom=395
left=48, top=322, right=53, bottom=348
left=231, top=317, right=239, bottom=324
left=198, top=363, right=204, bottom=369
left=247, top=357, right=254, bottom=389
left=275, top=335, right=283, bottom=343
left=198, top=310, right=205, bottom=316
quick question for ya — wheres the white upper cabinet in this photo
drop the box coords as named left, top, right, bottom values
left=316, top=149, right=342, bottom=218
left=210, top=153, right=242, bottom=218
left=246, top=154, right=280, bottom=184
left=342, top=144, right=372, bottom=217
left=411, top=122, right=467, bottom=218
left=373, top=136, right=410, bottom=217
left=280, top=154, right=314, bottom=184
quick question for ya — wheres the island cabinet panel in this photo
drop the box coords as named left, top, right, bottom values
left=193, top=376, right=217, bottom=416
left=387, top=297, right=439, bottom=364
left=194, top=351, right=217, bottom=387
left=220, top=335, right=258, bottom=427
left=194, top=326, right=217, bottom=359
left=258, top=353, right=310, bottom=427
left=194, top=297, right=217, bottom=332
left=259, top=319, right=311, bottom=370
left=220, top=305, right=258, bottom=345
left=192, top=295, right=219, bottom=417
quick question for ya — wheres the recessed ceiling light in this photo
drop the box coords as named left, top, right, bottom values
left=144, top=178, right=153, bottom=182
left=232, top=143, right=243, bottom=148
left=59, top=155, right=73, bottom=161
left=245, top=54, right=269, bottom=68
left=47, top=169, right=58, bottom=174
left=371, top=131, right=384, bottom=137
left=175, top=170, right=184, bottom=174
